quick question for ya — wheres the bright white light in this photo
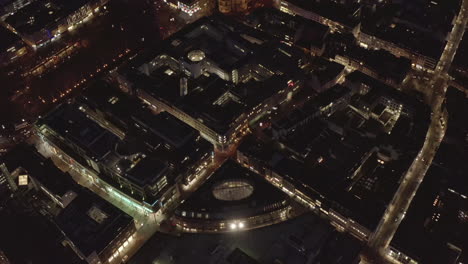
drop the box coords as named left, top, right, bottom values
left=230, top=223, right=237, bottom=230
left=238, top=222, right=244, bottom=228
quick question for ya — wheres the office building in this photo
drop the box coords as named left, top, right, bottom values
left=1, top=0, right=109, bottom=49
left=115, top=16, right=304, bottom=150
left=35, top=82, right=212, bottom=213
left=0, top=145, right=136, bottom=264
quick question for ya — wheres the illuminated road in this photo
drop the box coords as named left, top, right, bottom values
left=365, top=0, right=468, bottom=262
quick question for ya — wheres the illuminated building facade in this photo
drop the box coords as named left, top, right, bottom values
left=172, top=161, right=300, bottom=233
left=164, top=0, right=215, bottom=19
left=273, top=0, right=447, bottom=71
left=35, top=102, right=178, bottom=213
left=231, top=70, right=429, bottom=263
left=0, top=145, right=136, bottom=264
left=178, top=0, right=201, bottom=16
left=218, top=0, right=250, bottom=13
left=1, top=0, right=109, bottom=49
left=116, top=16, right=304, bottom=150
left=35, top=81, right=212, bottom=213
left=353, top=25, right=438, bottom=71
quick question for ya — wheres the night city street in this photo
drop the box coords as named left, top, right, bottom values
left=0, top=0, right=467, bottom=263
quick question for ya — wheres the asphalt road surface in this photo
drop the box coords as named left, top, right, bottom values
left=365, top=0, right=468, bottom=262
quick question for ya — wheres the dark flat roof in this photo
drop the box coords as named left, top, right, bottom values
left=0, top=26, right=22, bottom=53
left=80, top=80, right=142, bottom=128
left=239, top=77, right=428, bottom=228
left=55, top=188, right=133, bottom=257
left=1, top=144, right=76, bottom=198
left=342, top=45, right=411, bottom=83
left=135, top=68, right=289, bottom=135
left=239, top=134, right=385, bottom=229
left=0, top=196, right=85, bottom=264
left=127, top=16, right=304, bottom=136
left=125, top=157, right=169, bottom=187
left=5, top=0, right=97, bottom=35
left=284, top=0, right=361, bottom=28
left=132, top=111, right=197, bottom=148
left=393, top=166, right=468, bottom=263
left=360, top=3, right=449, bottom=60
left=5, top=0, right=63, bottom=35
left=165, top=17, right=253, bottom=70
left=39, top=102, right=119, bottom=161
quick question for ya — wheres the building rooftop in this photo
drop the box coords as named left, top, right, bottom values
left=295, top=20, right=329, bottom=49
left=392, top=86, right=468, bottom=263
left=175, top=160, right=288, bottom=220
left=345, top=72, right=430, bottom=115
left=5, top=0, right=62, bottom=35
left=55, top=188, right=134, bottom=257
left=40, top=83, right=212, bottom=203
left=132, top=64, right=290, bottom=135
left=132, top=111, right=197, bottom=148
left=341, top=45, right=411, bottom=83
left=39, top=102, right=120, bottom=161
left=360, top=0, right=459, bottom=60
left=240, top=133, right=389, bottom=229
left=283, top=0, right=361, bottom=29
left=0, top=26, right=22, bottom=53
left=122, top=15, right=306, bottom=138
left=393, top=166, right=468, bottom=263
left=4, top=0, right=95, bottom=36
left=80, top=80, right=143, bottom=132
left=245, top=8, right=329, bottom=50
left=0, top=196, right=85, bottom=264
left=164, top=17, right=254, bottom=71
left=131, top=213, right=362, bottom=264
left=0, top=144, right=133, bottom=263
left=227, top=248, right=259, bottom=264
left=114, top=153, right=169, bottom=188
left=308, top=57, right=345, bottom=89
left=1, top=144, right=76, bottom=198
left=239, top=72, right=430, bottom=229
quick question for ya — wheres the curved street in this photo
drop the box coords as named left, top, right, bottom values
left=365, top=0, right=468, bottom=262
